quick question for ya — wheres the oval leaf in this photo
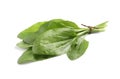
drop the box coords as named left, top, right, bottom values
left=67, top=36, right=89, bottom=60
left=23, top=19, right=79, bottom=44
left=32, top=28, right=77, bottom=55
left=17, top=22, right=45, bottom=39
left=18, top=48, right=56, bottom=64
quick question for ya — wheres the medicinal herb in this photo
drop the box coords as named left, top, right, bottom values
left=17, top=19, right=108, bottom=64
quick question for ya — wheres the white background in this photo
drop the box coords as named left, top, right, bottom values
left=0, top=0, right=120, bottom=79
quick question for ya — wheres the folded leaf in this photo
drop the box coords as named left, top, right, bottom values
left=32, top=28, right=77, bottom=55
left=67, top=36, right=89, bottom=60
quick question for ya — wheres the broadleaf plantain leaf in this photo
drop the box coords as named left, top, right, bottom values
left=67, top=36, right=89, bottom=60
left=18, top=48, right=56, bottom=64
left=18, top=22, right=45, bottom=39
left=22, top=19, right=79, bottom=44
left=32, top=28, right=77, bottom=55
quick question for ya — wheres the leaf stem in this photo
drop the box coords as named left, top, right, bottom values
left=81, top=23, right=106, bottom=34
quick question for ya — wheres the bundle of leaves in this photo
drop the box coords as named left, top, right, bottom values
left=17, top=19, right=107, bottom=64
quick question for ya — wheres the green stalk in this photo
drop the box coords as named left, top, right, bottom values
left=77, top=21, right=108, bottom=35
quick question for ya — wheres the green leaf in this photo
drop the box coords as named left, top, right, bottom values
left=95, top=21, right=108, bottom=29
left=37, top=19, right=79, bottom=34
left=16, top=19, right=108, bottom=64
left=67, top=36, right=89, bottom=60
left=32, top=28, right=77, bottom=55
left=50, top=19, right=79, bottom=28
left=22, top=32, right=38, bottom=44
left=16, top=41, right=32, bottom=49
left=18, top=48, right=56, bottom=64
left=61, top=20, right=79, bottom=29
left=23, top=21, right=62, bottom=44
left=23, top=19, right=79, bottom=44
left=17, top=22, right=45, bottom=39
left=18, top=48, right=35, bottom=64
